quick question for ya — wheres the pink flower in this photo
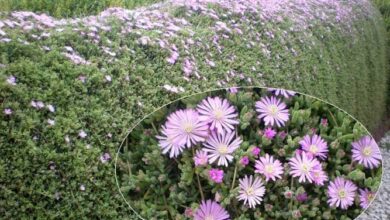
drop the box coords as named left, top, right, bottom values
left=193, top=150, right=208, bottom=166
left=157, top=125, right=186, bottom=158
left=163, top=109, right=209, bottom=148
left=255, top=154, right=284, bottom=181
left=4, top=108, right=12, bottom=115
left=255, top=96, right=289, bottom=127
left=240, top=156, right=249, bottom=166
left=321, top=118, right=328, bottom=127
left=251, top=147, right=261, bottom=156
left=296, top=192, right=308, bottom=202
left=288, top=151, right=321, bottom=183
left=194, top=200, right=229, bottom=220
left=228, top=87, right=238, bottom=94
left=299, top=134, right=328, bottom=160
left=327, top=177, right=357, bottom=209
left=209, top=168, right=224, bottom=183
left=184, top=207, right=193, bottom=218
left=268, top=88, right=296, bottom=98
left=78, top=130, right=87, bottom=138
left=359, top=188, right=376, bottom=209
left=351, top=136, right=382, bottom=169
left=264, top=127, right=277, bottom=140
left=237, top=175, right=265, bottom=208
left=197, top=96, right=239, bottom=134
left=6, top=75, right=16, bottom=85
left=100, top=153, right=111, bottom=163
left=203, top=131, right=242, bottom=167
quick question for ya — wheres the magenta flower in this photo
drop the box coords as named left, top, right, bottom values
left=296, top=192, right=308, bottom=202
left=359, top=188, right=376, bottom=209
left=194, top=200, right=230, bottom=220
left=264, top=127, right=277, bottom=140
left=157, top=125, right=185, bottom=158
left=288, top=151, right=321, bottom=183
left=255, top=154, right=284, bottom=182
left=321, top=118, right=328, bottom=127
left=240, top=156, right=249, bottom=166
left=267, top=88, right=296, bottom=98
left=164, top=109, right=209, bottom=148
left=193, top=150, right=208, bottom=166
left=327, top=177, right=357, bottom=209
left=197, top=97, right=239, bottom=134
left=237, top=175, right=266, bottom=208
left=203, top=131, right=242, bottom=166
left=209, top=168, right=224, bottom=183
left=255, top=96, right=289, bottom=127
left=299, top=134, right=328, bottom=160
left=351, top=136, right=382, bottom=169
left=251, top=147, right=261, bottom=156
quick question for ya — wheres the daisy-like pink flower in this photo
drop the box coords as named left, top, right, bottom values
left=164, top=109, right=209, bottom=148
left=255, top=154, right=284, bottom=181
left=288, top=151, right=321, bottom=183
left=351, top=136, right=382, bottom=169
left=6, top=75, right=16, bottom=85
left=237, top=175, right=266, bottom=208
left=264, top=127, right=277, bottom=140
left=197, top=97, right=239, bottom=134
left=311, top=165, right=328, bottom=186
left=203, top=131, right=242, bottom=166
left=157, top=125, right=185, bottom=158
left=255, top=96, right=289, bottom=127
left=193, top=150, right=208, bottom=166
left=327, top=177, right=357, bottom=209
left=268, top=88, right=296, bottom=98
left=4, top=108, right=12, bottom=115
left=209, top=168, right=224, bottom=183
left=194, top=200, right=230, bottom=220
left=299, top=134, right=328, bottom=160
left=359, top=188, right=376, bottom=209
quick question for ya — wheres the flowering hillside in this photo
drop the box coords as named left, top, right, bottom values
left=0, top=0, right=388, bottom=219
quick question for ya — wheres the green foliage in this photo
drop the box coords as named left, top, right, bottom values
left=0, top=0, right=161, bottom=18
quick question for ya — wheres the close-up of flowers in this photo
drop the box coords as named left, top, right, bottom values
left=117, top=87, right=383, bottom=219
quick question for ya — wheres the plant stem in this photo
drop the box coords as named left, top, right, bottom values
left=151, top=121, right=158, bottom=134
left=160, top=182, right=173, bottom=220
left=231, top=163, right=238, bottom=191
left=192, top=147, right=205, bottom=201
left=328, top=110, right=339, bottom=127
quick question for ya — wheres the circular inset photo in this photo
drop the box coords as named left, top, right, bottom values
left=115, top=87, right=383, bottom=220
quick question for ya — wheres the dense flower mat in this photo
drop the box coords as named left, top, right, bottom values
left=116, top=87, right=382, bottom=219
left=0, top=0, right=388, bottom=218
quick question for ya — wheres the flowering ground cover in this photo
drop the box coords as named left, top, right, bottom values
left=116, top=87, right=383, bottom=219
left=0, top=0, right=388, bottom=218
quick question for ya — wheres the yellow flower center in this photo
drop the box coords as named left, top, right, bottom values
left=362, top=146, right=372, bottom=157
left=301, top=164, right=309, bottom=173
left=213, top=108, right=224, bottom=120
left=246, top=187, right=255, bottom=196
left=217, top=144, right=228, bottom=155
left=338, top=189, right=346, bottom=199
left=183, top=123, right=194, bottom=133
left=265, top=164, right=274, bottom=173
left=309, top=145, right=318, bottom=154
left=268, top=105, right=279, bottom=116
left=367, top=193, right=374, bottom=201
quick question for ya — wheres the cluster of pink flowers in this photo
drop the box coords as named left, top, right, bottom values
left=156, top=89, right=382, bottom=217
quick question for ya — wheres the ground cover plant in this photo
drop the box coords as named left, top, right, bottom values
left=0, top=0, right=388, bottom=218
left=116, top=87, right=383, bottom=220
